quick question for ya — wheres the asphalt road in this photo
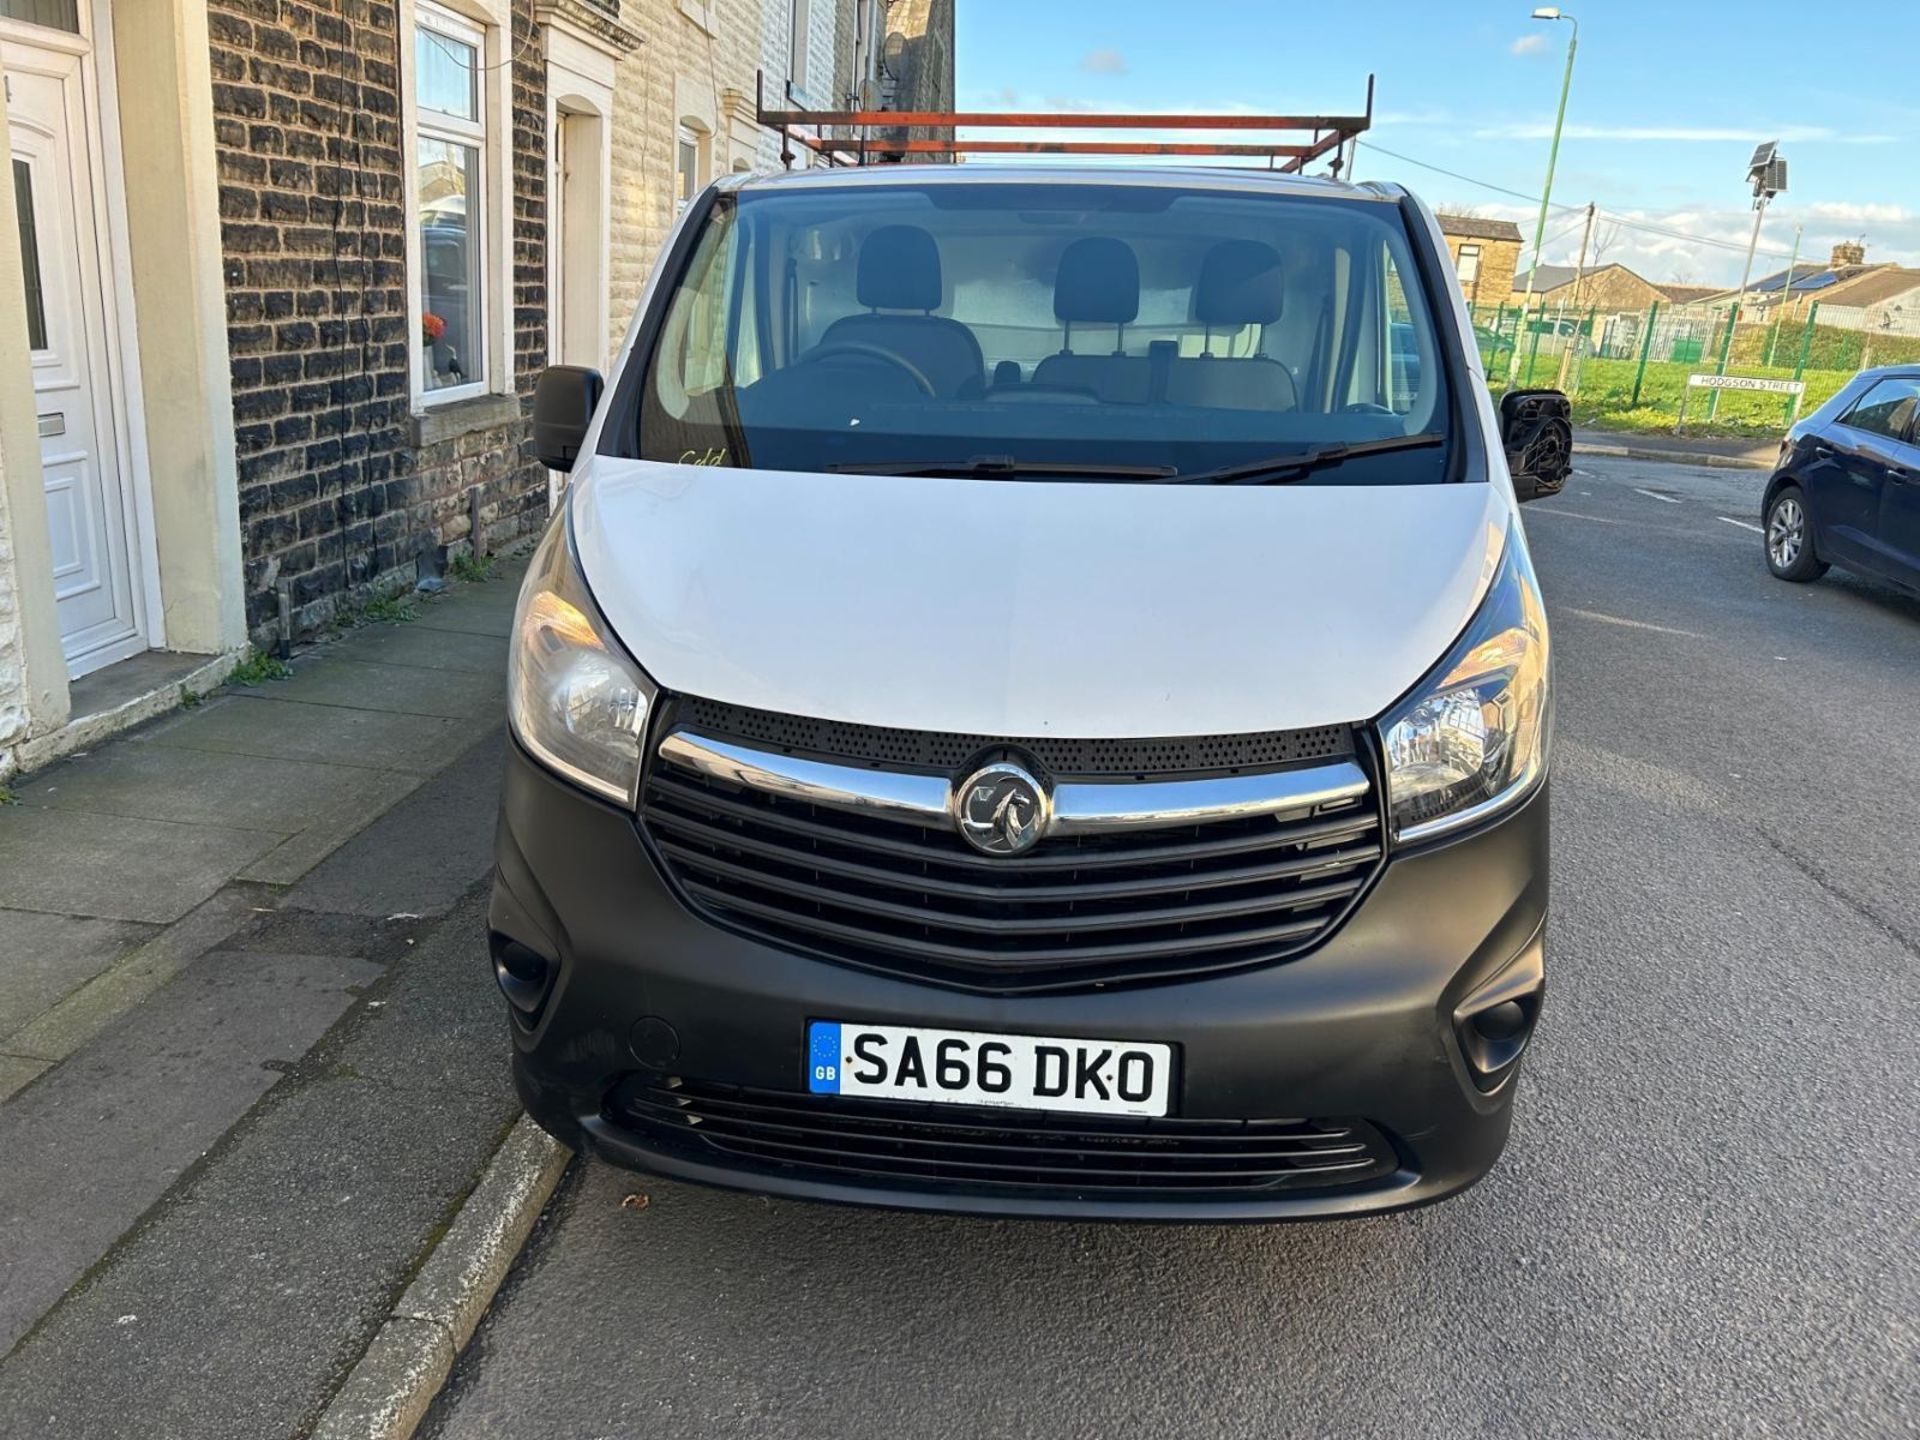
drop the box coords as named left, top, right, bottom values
left=422, top=458, right=1920, bottom=1440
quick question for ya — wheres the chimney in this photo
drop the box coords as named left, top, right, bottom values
left=1829, top=240, right=1866, bottom=269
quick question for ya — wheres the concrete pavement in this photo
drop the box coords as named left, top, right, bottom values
left=0, top=558, right=537, bottom=1435
left=1573, top=426, right=1777, bottom=470
left=418, top=460, right=1919, bottom=1440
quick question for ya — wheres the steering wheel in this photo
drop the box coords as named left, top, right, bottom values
left=1340, top=401, right=1398, bottom=416
left=798, top=343, right=938, bottom=397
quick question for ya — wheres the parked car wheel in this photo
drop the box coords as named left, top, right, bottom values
left=1764, top=486, right=1827, bottom=582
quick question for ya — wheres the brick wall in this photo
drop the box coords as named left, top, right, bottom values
left=1537, top=266, right=1667, bottom=315
left=1442, top=235, right=1522, bottom=310
left=209, top=0, right=548, bottom=649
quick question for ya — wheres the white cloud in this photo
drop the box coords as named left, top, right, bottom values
left=1080, top=48, right=1128, bottom=75
left=1805, top=201, right=1912, bottom=224
left=1510, top=34, right=1550, bottom=56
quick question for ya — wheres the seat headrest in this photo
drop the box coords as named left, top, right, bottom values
left=1196, top=239, right=1284, bottom=327
left=1054, top=237, right=1140, bottom=325
left=858, top=225, right=944, bottom=311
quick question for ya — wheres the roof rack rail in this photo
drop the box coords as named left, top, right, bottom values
left=753, top=72, right=1374, bottom=176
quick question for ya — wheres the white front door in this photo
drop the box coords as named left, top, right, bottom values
left=6, top=25, right=146, bottom=675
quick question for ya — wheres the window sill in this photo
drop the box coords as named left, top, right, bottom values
left=412, top=391, right=522, bottom=448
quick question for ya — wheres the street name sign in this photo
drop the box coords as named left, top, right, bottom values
left=1685, top=373, right=1804, bottom=395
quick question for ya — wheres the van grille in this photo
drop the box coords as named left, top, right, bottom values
left=608, top=1077, right=1398, bottom=1197
left=676, top=695, right=1353, bottom=778
left=639, top=709, right=1385, bottom=994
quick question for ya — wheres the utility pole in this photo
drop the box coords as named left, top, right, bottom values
left=1557, top=201, right=1597, bottom=390
left=1770, top=223, right=1803, bottom=366
left=1510, top=7, right=1579, bottom=383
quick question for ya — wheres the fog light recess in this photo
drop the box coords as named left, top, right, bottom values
left=1451, top=940, right=1544, bottom=1090
left=491, top=933, right=558, bottom=1022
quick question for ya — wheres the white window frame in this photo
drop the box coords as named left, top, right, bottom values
left=787, top=0, right=812, bottom=96
left=404, top=0, right=511, bottom=410
left=1456, top=243, right=1481, bottom=284
left=675, top=122, right=706, bottom=215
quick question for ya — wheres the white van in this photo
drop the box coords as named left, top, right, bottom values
left=494, top=166, right=1566, bottom=1219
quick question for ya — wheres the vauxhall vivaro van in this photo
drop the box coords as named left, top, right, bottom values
left=494, top=166, right=1569, bottom=1219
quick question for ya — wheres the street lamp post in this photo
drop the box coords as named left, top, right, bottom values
left=1709, top=142, right=1787, bottom=417
left=1510, top=6, right=1578, bottom=384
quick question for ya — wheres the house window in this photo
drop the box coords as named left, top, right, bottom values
left=1456, top=243, right=1481, bottom=285
left=415, top=4, right=490, bottom=398
left=676, top=124, right=704, bottom=214
left=788, top=0, right=811, bottom=93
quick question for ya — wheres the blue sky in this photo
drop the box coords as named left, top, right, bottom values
left=955, top=0, right=1920, bottom=287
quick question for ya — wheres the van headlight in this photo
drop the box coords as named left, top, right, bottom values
left=508, top=512, right=655, bottom=807
left=1377, top=526, right=1551, bottom=841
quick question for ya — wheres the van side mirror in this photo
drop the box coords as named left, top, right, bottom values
left=533, top=365, right=605, bottom=472
left=1499, top=389, right=1572, bottom=502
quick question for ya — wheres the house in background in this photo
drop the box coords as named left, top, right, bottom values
left=1702, top=242, right=1920, bottom=325
left=1436, top=214, right=1524, bottom=310
left=604, top=0, right=954, bottom=350
left=1513, top=262, right=1669, bottom=314
left=1655, top=283, right=1720, bottom=306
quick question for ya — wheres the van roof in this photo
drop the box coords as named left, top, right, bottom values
left=728, top=164, right=1399, bottom=203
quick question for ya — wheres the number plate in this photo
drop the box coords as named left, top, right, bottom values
left=807, top=1021, right=1172, bottom=1118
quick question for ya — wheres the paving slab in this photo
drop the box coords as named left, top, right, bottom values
left=335, top=622, right=508, bottom=675
left=0, top=889, right=519, bottom=1440
left=17, top=741, right=419, bottom=841
left=408, top=576, right=523, bottom=640
left=0, top=888, right=264, bottom=1065
left=235, top=771, right=428, bottom=887
left=0, top=947, right=382, bottom=1356
left=407, top=604, right=516, bottom=638
left=286, top=728, right=507, bottom=919
left=0, top=807, right=279, bottom=924
left=0, top=910, right=154, bottom=1042
left=135, top=694, right=473, bottom=776
left=272, top=655, right=505, bottom=721
left=0, top=1056, right=47, bottom=1105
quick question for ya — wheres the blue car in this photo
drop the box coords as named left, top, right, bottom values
left=1763, top=365, right=1920, bottom=591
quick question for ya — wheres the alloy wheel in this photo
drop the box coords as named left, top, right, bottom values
left=1768, top=497, right=1804, bottom=571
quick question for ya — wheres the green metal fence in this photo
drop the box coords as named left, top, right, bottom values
left=1464, top=297, right=1920, bottom=435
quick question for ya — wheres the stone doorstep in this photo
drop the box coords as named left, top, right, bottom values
left=2, top=651, right=241, bottom=785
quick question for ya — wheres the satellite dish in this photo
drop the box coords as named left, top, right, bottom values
left=882, top=30, right=907, bottom=76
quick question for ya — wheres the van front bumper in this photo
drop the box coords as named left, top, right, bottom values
left=491, top=740, right=1549, bottom=1221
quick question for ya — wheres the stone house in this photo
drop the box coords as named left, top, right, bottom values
left=0, top=0, right=950, bottom=780
left=1436, top=215, right=1524, bottom=311
left=1514, top=262, right=1670, bottom=315
left=606, top=0, right=953, bottom=346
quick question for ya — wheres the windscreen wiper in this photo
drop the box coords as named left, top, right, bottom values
left=1171, top=431, right=1446, bottom=485
left=827, top=455, right=1179, bottom=481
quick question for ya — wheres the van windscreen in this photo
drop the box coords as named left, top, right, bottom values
left=617, top=180, right=1458, bottom=485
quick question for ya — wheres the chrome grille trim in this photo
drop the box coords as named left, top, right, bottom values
left=658, top=731, right=950, bottom=825
left=655, top=730, right=1370, bottom=834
